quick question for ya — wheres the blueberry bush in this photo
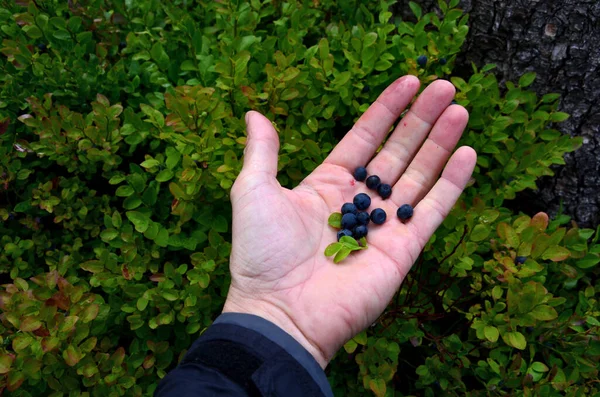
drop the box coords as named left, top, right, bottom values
left=0, top=0, right=597, bottom=396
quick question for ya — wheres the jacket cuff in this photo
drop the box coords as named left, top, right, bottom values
left=212, top=312, right=333, bottom=397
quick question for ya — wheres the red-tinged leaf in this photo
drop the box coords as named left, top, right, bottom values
left=32, top=327, right=50, bottom=337
left=41, top=337, right=60, bottom=353
left=63, top=344, right=82, bottom=366
left=80, top=304, right=99, bottom=323
left=541, top=246, right=570, bottom=262
left=149, top=273, right=166, bottom=282
left=111, top=347, right=125, bottom=367
left=58, top=316, right=79, bottom=333
left=0, top=354, right=14, bottom=374
left=57, top=276, right=71, bottom=292
left=122, top=264, right=131, bottom=280
left=142, top=354, right=156, bottom=369
left=46, top=292, right=70, bottom=310
left=19, top=317, right=42, bottom=332
left=12, top=334, right=31, bottom=352
left=530, top=212, right=549, bottom=231
left=7, top=370, right=24, bottom=392
left=0, top=118, right=9, bottom=135
left=369, top=378, right=386, bottom=397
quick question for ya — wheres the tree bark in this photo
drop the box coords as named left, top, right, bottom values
left=398, top=0, right=600, bottom=226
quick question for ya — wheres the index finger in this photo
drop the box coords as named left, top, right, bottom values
left=323, top=75, right=421, bottom=170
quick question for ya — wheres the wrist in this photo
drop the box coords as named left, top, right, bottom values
left=222, top=292, right=329, bottom=369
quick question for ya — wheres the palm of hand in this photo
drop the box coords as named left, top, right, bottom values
left=224, top=76, right=477, bottom=368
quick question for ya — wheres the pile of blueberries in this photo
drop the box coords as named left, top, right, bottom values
left=334, top=166, right=415, bottom=242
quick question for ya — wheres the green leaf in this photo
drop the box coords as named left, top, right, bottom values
left=518, top=72, right=536, bottom=87
left=325, top=243, right=341, bottom=257
left=550, top=112, right=570, bottom=122
left=541, top=246, right=570, bottom=262
left=502, top=331, right=527, bottom=350
left=328, top=212, right=342, bottom=229
left=576, top=254, right=600, bottom=269
left=115, top=185, right=134, bottom=197
left=363, top=32, right=378, bottom=48
left=140, top=104, right=165, bottom=128
left=156, top=169, right=174, bottom=182
left=408, top=1, right=422, bottom=18
left=530, top=305, right=558, bottom=321
left=112, top=211, right=122, bottom=228
left=141, top=159, right=160, bottom=168
left=531, top=362, right=549, bottom=372
left=484, top=326, right=499, bottom=342
left=0, top=354, right=14, bottom=374
left=339, top=236, right=359, bottom=249
left=100, top=228, right=119, bottom=241
left=126, top=211, right=150, bottom=233
left=470, top=224, right=490, bottom=242
left=334, top=247, right=352, bottom=263
left=23, top=25, right=42, bottom=39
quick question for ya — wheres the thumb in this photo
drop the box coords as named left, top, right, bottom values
left=242, top=111, right=280, bottom=177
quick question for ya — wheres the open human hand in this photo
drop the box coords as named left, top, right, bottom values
left=223, top=75, right=477, bottom=369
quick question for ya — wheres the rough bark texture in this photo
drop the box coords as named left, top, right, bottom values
left=398, top=0, right=600, bottom=226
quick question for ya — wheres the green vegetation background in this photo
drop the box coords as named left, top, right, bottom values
left=0, top=0, right=597, bottom=396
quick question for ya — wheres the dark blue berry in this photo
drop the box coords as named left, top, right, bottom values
left=37, top=43, right=47, bottom=51
left=377, top=183, right=392, bottom=199
left=362, top=85, right=370, bottom=93
left=35, top=217, right=41, bottom=224
left=370, top=208, right=386, bottom=225
left=366, top=175, right=380, bottom=190
left=341, top=213, right=358, bottom=230
left=8, top=214, right=14, bottom=220
left=353, top=166, right=367, bottom=181
left=451, top=100, right=457, bottom=105
left=515, top=256, right=527, bottom=264
left=439, top=57, right=447, bottom=65
left=353, top=225, right=368, bottom=239
left=526, top=326, right=534, bottom=333
left=356, top=212, right=370, bottom=225
left=119, top=41, right=127, bottom=49
left=397, top=204, right=414, bottom=221
left=337, top=229, right=353, bottom=241
left=417, top=55, right=428, bottom=67
left=353, top=193, right=371, bottom=211
left=341, top=202, right=358, bottom=215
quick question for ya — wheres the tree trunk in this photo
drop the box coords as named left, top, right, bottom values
left=398, top=0, right=600, bottom=226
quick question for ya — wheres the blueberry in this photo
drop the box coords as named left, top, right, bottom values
left=353, top=225, right=368, bottom=239
left=417, top=55, right=428, bottom=67
left=526, top=326, right=534, bottom=333
left=397, top=204, right=414, bottom=221
left=8, top=214, right=14, bottom=220
left=356, top=212, right=370, bottom=225
left=439, top=57, right=447, bottom=65
left=515, top=256, right=527, bottom=264
left=370, top=208, right=386, bottom=225
left=377, top=183, right=392, bottom=199
left=362, top=85, right=370, bottom=93
left=35, top=217, right=41, bottom=224
left=451, top=100, right=457, bottom=105
left=366, top=175, right=381, bottom=190
left=37, top=43, right=46, bottom=51
left=341, top=213, right=358, bottom=230
left=341, top=202, right=358, bottom=215
left=353, top=193, right=371, bottom=211
left=353, top=166, right=367, bottom=181
left=119, top=41, right=127, bottom=50
left=337, top=229, right=353, bottom=241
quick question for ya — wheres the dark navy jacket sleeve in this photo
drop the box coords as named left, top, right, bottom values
left=155, top=313, right=334, bottom=397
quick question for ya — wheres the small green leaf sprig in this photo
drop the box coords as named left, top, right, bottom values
left=325, top=212, right=368, bottom=263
